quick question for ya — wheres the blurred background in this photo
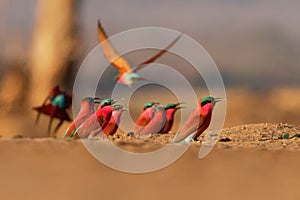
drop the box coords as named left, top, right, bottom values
left=0, top=0, right=299, bottom=137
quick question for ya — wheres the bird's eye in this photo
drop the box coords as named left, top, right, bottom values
left=201, top=100, right=211, bottom=106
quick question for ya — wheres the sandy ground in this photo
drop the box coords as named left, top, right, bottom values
left=1, top=123, right=300, bottom=200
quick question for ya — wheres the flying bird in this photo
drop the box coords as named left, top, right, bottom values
left=97, top=20, right=182, bottom=86
left=63, top=97, right=100, bottom=138
left=160, top=103, right=181, bottom=134
left=172, top=97, right=223, bottom=143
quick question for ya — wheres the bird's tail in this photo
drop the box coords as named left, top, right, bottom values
left=72, top=124, right=83, bottom=138
left=172, top=132, right=196, bottom=144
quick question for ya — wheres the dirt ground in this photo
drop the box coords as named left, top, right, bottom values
left=0, top=123, right=300, bottom=200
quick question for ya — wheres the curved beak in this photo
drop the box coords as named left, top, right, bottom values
left=113, top=104, right=128, bottom=112
left=214, top=97, right=225, bottom=103
left=93, top=97, right=101, bottom=104
left=136, top=77, right=148, bottom=82
left=121, top=107, right=128, bottom=112
left=176, top=102, right=185, bottom=106
left=175, top=102, right=185, bottom=110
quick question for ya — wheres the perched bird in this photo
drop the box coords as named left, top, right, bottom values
left=160, top=103, right=181, bottom=134
left=97, top=20, right=182, bottom=86
left=33, top=87, right=72, bottom=136
left=130, top=102, right=158, bottom=135
left=34, top=85, right=62, bottom=125
left=139, top=105, right=166, bottom=136
left=63, top=97, right=101, bottom=138
left=43, top=85, right=62, bottom=104
left=173, top=97, right=223, bottom=143
left=73, top=98, right=116, bottom=138
left=98, top=104, right=126, bottom=136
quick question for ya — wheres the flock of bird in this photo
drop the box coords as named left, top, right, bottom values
left=33, top=20, right=223, bottom=143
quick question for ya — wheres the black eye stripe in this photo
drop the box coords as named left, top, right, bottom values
left=201, top=100, right=211, bottom=107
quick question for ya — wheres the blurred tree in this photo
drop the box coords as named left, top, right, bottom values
left=0, top=63, right=29, bottom=112
left=29, top=0, right=79, bottom=106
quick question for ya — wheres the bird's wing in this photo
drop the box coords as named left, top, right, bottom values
left=73, top=114, right=101, bottom=138
left=132, top=33, right=183, bottom=73
left=139, top=107, right=166, bottom=135
left=173, top=109, right=206, bottom=143
left=98, top=20, right=131, bottom=76
left=135, top=109, right=154, bottom=126
left=33, top=104, right=72, bottom=121
left=132, top=114, right=150, bottom=134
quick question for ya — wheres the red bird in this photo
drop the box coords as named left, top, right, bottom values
left=97, top=20, right=182, bottom=87
left=160, top=103, right=181, bottom=134
left=129, top=102, right=158, bottom=135
left=99, top=105, right=126, bottom=136
left=63, top=97, right=100, bottom=138
left=139, top=105, right=166, bottom=136
left=34, top=85, right=62, bottom=125
left=173, top=97, right=223, bottom=143
left=33, top=85, right=72, bottom=136
left=73, top=98, right=115, bottom=138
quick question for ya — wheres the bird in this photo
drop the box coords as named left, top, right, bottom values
left=47, top=93, right=73, bottom=135
left=159, top=103, right=181, bottom=134
left=63, top=97, right=101, bottom=138
left=129, top=102, right=159, bottom=135
left=97, top=20, right=182, bottom=86
left=33, top=86, right=72, bottom=136
left=34, top=85, right=62, bottom=125
left=139, top=104, right=166, bottom=136
left=97, top=104, right=126, bottom=136
left=73, top=98, right=116, bottom=138
left=172, top=97, right=223, bottom=143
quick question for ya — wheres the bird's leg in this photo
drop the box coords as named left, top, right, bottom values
left=52, top=119, right=64, bottom=137
left=47, top=106, right=58, bottom=137
left=34, top=112, right=42, bottom=125
left=48, top=117, right=54, bottom=137
left=34, top=100, right=49, bottom=126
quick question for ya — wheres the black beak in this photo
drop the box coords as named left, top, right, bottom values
left=94, top=97, right=101, bottom=104
left=113, top=104, right=127, bottom=111
left=214, top=97, right=225, bottom=103
left=175, top=102, right=185, bottom=110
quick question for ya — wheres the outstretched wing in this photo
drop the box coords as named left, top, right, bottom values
left=33, top=104, right=72, bottom=121
left=132, top=33, right=183, bottom=73
left=98, top=20, right=131, bottom=76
